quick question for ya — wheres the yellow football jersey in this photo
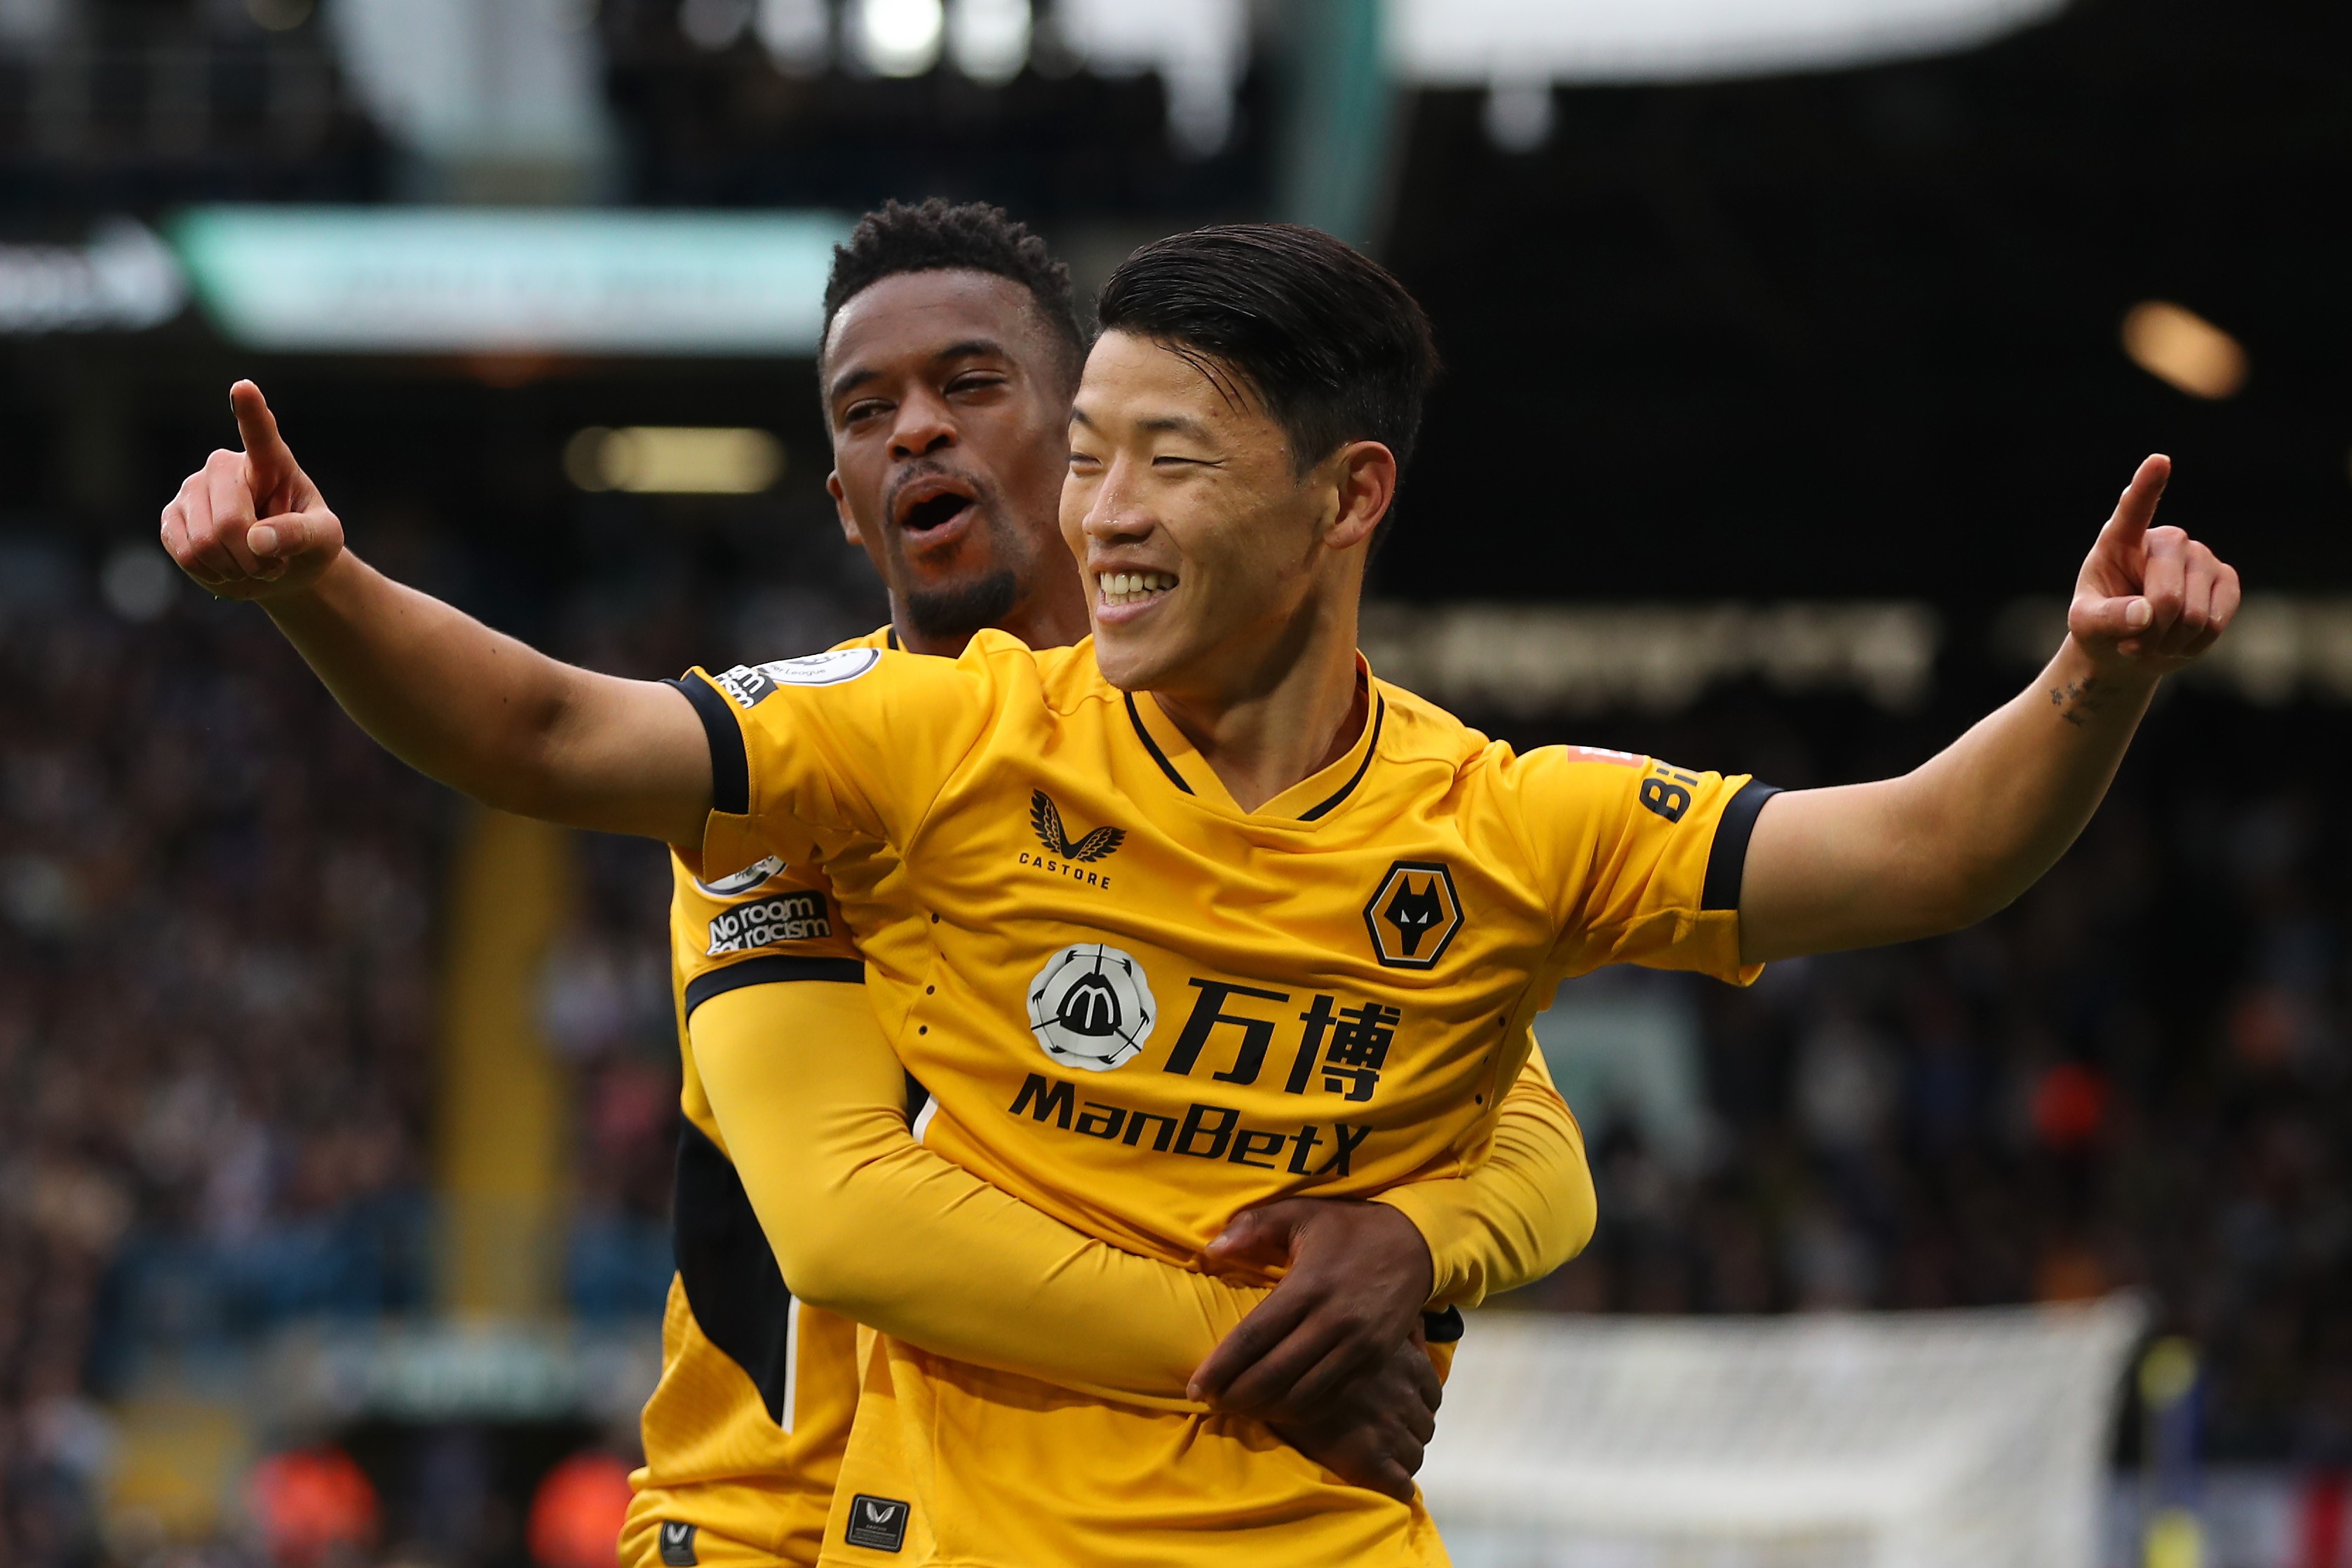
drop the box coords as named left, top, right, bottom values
left=670, top=633, right=1773, bottom=1567
left=625, top=632, right=898, bottom=1568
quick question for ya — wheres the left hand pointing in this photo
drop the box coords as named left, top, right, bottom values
left=2067, top=454, right=2243, bottom=672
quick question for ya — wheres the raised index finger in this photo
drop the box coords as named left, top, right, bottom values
left=2095, top=453, right=2172, bottom=557
left=231, top=380, right=295, bottom=491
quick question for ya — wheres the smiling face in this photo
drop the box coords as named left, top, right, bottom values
left=1062, top=330, right=1395, bottom=698
left=823, top=269, right=1083, bottom=651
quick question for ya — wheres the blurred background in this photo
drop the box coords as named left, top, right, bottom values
left=2, top=1, right=2349, bottom=1564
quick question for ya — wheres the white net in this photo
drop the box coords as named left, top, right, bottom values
left=1424, top=1296, right=2146, bottom=1568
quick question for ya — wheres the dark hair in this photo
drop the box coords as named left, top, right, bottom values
left=1094, top=223, right=1439, bottom=480
left=821, top=198, right=1086, bottom=389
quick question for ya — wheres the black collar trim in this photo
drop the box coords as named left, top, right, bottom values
left=1298, top=694, right=1384, bottom=822
left=1124, top=692, right=1195, bottom=795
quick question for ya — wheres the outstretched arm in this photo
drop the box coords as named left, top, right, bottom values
left=1740, top=455, right=2240, bottom=962
left=160, top=382, right=709, bottom=844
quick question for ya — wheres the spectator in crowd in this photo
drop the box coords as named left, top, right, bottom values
left=0, top=546, right=439, bottom=1564
left=8, top=531, right=2352, bottom=1562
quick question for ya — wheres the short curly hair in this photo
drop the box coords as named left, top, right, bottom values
left=820, top=198, right=1086, bottom=391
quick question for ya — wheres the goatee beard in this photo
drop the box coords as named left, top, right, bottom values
left=903, top=568, right=1020, bottom=644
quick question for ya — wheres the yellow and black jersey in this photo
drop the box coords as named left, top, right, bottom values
left=632, top=628, right=1607, bottom=1568
left=673, top=633, right=1769, bottom=1269
left=664, top=633, right=1771, bottom=1567
left=624, top=634, right=895, bottom=1568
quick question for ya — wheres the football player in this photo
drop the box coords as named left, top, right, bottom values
left=619, top=202, right=1593, bottom=1568
left=158, top=222, right=2239, bottom=1564
left=161, top=205, right=1597, bottom=1568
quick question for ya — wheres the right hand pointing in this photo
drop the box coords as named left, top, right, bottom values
left=159, top=381, right=344, bottom=601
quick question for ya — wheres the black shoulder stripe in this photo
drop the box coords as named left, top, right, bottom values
left=1299, top=695, right=1385, bottom=822
left=904, top=1072, right=931, bottom=1126
left=1422, top=1305, right=1464, bottom=1344
left=1701, top=779, right=1782, bottom=913
left=1124, top=692, right=1194, bottom=795
left=683, top=954, right=865, bottom=1019
left=668, top=675, right=750, bottom=818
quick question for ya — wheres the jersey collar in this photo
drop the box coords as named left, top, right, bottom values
left=1119, top=654, right=1386, bottom=825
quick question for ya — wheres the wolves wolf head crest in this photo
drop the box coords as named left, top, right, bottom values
left=1382, top=878, right=1447, bottom=956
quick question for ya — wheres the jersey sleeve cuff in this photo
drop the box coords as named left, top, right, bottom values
left=667, top=672, right=771, bottom=877
left=1371, top=1183, right=1478, bottom=1309
left=1701, top=778, right=1780, bottom=913
left=667, top=673, right=750, bottom=816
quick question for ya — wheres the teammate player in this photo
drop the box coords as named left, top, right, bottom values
left=618, top=203, right=1594, bottom=1567
left=158, top=222, right=2240, bottom=1564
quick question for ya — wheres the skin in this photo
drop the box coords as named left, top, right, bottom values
left=1058, top=330, right=2241, bottom=954
left=812, top=276, right=1441, bottom=1473
left=821, top=270, right=1088, bottom=656
left=1066, top=331, right=1396, bottom=811
left=163, top=341, right=2243, bottom=958
left=161, top=276, right=1444, bottom=1493
left=159, top=307, right=2245, bottom=1480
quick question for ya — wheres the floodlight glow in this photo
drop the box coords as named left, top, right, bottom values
left=1391, top=0, right=2071, bottom=86
left=757, top=0, right=830, bottom=72
left=857, top=0, right=945, bottom=76
left=171, top=207, right=851, bottom=355
left=682, top=0, right=752, bottom=51
left=1482, top=80, right=1553, bottom=152
left=2121, top=301, right=2247, bottom=400
left=0, top=220, right=186, bottom=334
left=1055, top=0, right=1245, bottom=155
left=949, top=0, right=1031, bottom=85
left=565, top=428, right=786, bottom=494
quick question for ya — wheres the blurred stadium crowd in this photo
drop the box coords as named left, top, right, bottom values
left=6, top=526, right=2351, bottom=1559
left=7, top=0, right=2352, bottom=1560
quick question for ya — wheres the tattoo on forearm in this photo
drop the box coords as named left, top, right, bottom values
left=2048, top=675, right=2109, bottom=729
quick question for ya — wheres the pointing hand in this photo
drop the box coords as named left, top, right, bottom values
left=159, top=381, right=346, bottom=601
left=2067, top=454, right=2242, bottom=673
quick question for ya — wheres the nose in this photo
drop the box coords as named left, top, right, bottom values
left=888, top=387, right=957, bottom=461
left=1079, top=455, right=1155, bottom=546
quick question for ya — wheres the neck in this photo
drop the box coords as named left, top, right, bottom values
left=891, top=570, right=1093, bottom=658
left=1150, top=591, right=1366, bottom=814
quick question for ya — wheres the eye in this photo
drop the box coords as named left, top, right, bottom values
left=947, top=372, right=1008, bottom=396
left=842, top=400, right=890, bottom=426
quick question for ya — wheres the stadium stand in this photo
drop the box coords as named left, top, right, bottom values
left=9, top=516, right=2352, bottom=1560
left=0, top=548, right=436, bottom=1560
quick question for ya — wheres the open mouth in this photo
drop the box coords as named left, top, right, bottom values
left=893, top=477, right=979, bottom=534
left=1097, top=570, right=1177, bottom=609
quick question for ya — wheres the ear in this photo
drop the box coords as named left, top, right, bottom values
left=827, top=470, right=861, bottom=546
left=1322, top=441, right=1398, bottom=553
